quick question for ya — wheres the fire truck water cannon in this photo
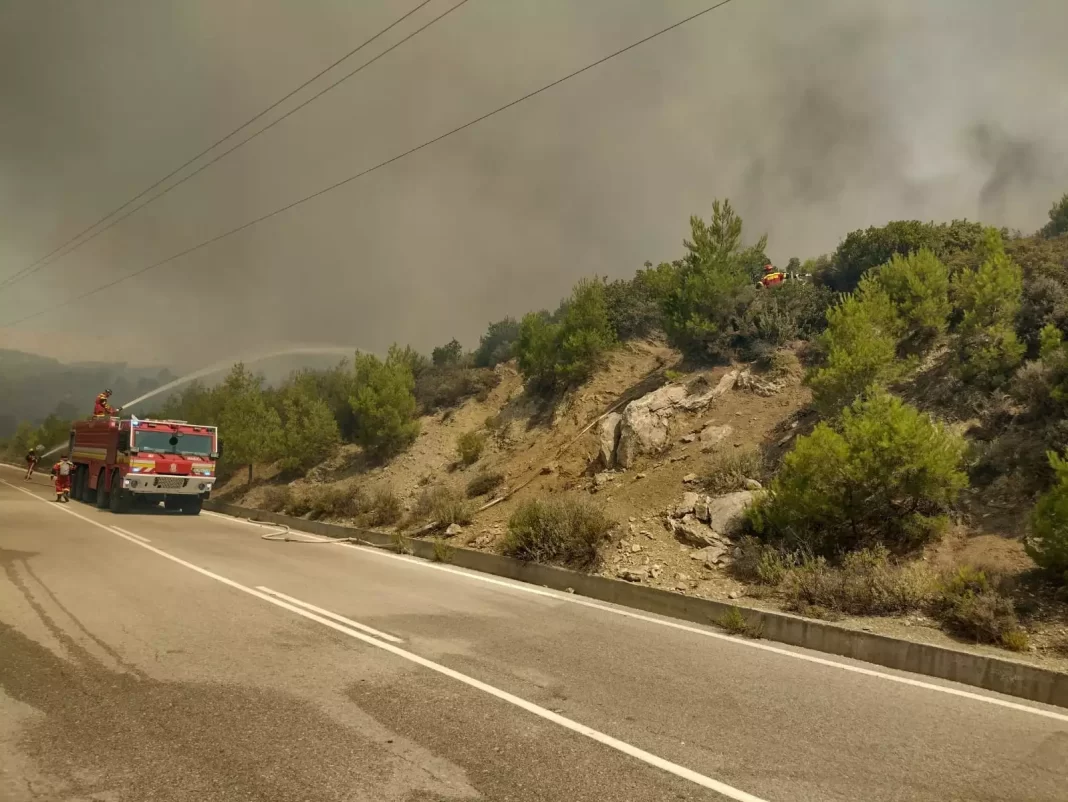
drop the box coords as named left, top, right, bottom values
left=67, top=414, right=223, bottom=516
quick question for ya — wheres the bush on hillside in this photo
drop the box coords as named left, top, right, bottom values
left=515, top=279, right=616, bottom=395
left=1041, top=192, right=1068, bottom=239
left=466, top=470, right=504, bottom=498
left=503, top=496, right=614, bottom=569
left=739, top=280, right=832, bottom=357
left=279, top=388, right=340, bottom=471
left=413, top=365, right=500, bottom=412
left=702, top=448, right=763, bottom=495
left=781, top=547, right=936, bottom=616
left=953, top=229, right=1025, bottom=388
left=431, top=339, right=464, bottom=367
left=456, top=430, right=485, bottom=466
left=349, top=348, right=420, bottom=458
left=805, top=286, right=905, bottom=416
left=474, top=317, right=521, bottom=368
left=749, top=389, right=967, bottom=555
left=365, top=486, right=403, bottom=527
left=261, top=485, right=291, bottom=513
left=934, top=566, right=1023, bottom=646
left=661, top=200, right=759, bottom=361
left=413, top=485, right=472, bottom=527
left=1027, top=450, right=1068, bottom=578
left=826, top=219, right=984, bottom=292
left=603, top=263, right=677, bottom=340
left=865, top=248, right=951, bottom=349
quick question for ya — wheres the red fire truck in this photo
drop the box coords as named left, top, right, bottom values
left=68, top=416, right=222, bottom=515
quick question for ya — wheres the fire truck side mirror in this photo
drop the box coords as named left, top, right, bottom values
left=117, top=431, right=130, bottom=454
left=213, top=438, right=224, bottom=460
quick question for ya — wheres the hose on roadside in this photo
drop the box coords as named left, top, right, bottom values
left=251, top=519, right=397, bottom=550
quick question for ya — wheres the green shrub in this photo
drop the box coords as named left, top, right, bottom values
left=457, top=431, right=485, bottom=466
left=279, top=388, right=340, bottom=471
left=953, top=229, right=1025, bottom=388
left=702, top=448, right=763, bottom=495
left=1000, top=628, right=1030, bottom=652
left=474, top=317, right=520, bottom=368
left=503, top=497, right=614, bottom=569
left=781, top=547, right=936, bottom=616
left=431, top=339, right=464, bottom=367
left=730, top=537, right=794, bottom=585
left=716, top=607, right=763, bottom=638
left=1040, top=192, right=1068, bottom=238
left=935, top=566, right=1021, bottom=644
left=865, top=248, right=951, bottom=347
left=261, top=485, right=291, bottom=513
left=806, top=284, right=906, bottom=416
left=1027, top=450, right=1068, bottom=577
left=515, top=279, right=616, bottom=394
left=750, top=389, right=967, bottom=555
left=349, top=347, right=421, bottom=458
left=739, top=280, right=833, bottom=355
left=466, top=471, right=504, bottom=498
left=414, top=366, right=500, bottom=412
left=305, top=485, right=359, bottom=519
left=827, top=219, right=984, bottom=292
left=661, top=201, right=757, bottom=361
left=603, top=264, right=675, bottom=340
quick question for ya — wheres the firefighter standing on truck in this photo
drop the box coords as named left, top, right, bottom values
left=93, top=389, right=120, bottom=417
left=51, top=454, right=73, bottom=502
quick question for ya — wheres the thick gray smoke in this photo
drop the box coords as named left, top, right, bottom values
left=1, top=0, right=1067, bottom=369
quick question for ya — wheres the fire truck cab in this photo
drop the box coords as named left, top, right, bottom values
left=69, top=416, right=221, bottom=515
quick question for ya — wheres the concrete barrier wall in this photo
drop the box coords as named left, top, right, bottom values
left=208, top=500, right=1068, bottom=709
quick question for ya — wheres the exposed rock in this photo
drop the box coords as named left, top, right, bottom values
left=699, top=424, right=733, bottom=448
left=682, top=473, right=699, bottom=484
left=630, top=543, right=643, bottom=554
left=672, top=514, right=726, bottom=548
left=616, top=384, right=688, bottom=467
left=593, top=472, right=615, bottom=488
left=680, top=433, right=697, bottom=444
left=743, top=478, right=763, bottom=491
left=650, top=564, right=663, bottom=579
left=694, top=498, right=711, bottom=523
left=444, top=523, right=463, bottom=537
left=705, top=491, right=755, bottom=536
left=736, top=368, right=788, bottom=397
left=676, top=369, right=739, bottom=411
left=635, top=472, right=647, bottom=480
left=540, top=464, right=556, bottom=475
left=597, top=412, right=623, bottom=468
left=691, top=544, right=728, bottom=567
left=728, top=590, right=743, bottom=600
left=619, top=568, right=649, bottom=583
left=675, top=573, right=691, bottom=582
left=673, top=491, right=700, bottom=517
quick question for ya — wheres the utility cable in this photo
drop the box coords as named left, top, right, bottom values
left=0, top=0, right=450, bottom=290
left=1, top=0, right=738, bottom=326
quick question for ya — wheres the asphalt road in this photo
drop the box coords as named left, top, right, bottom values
left=2, top=467, right=1067, bottom=802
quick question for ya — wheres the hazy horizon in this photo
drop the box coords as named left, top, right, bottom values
left=3, top=0, right=1067, bottom=370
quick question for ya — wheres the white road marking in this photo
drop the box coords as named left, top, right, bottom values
left=255, top=585, right=403, bottom=644
left=204, top=508, right=1068, bottom=724
left=1, top=478, right=768, bottom=801
left=111, top=526, right=150, bottom=543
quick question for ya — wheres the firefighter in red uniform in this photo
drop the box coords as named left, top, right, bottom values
left=51, top=454, right=73, bottom=502
left=93, top=389, right=120, bottom=417
left=24, top=448, right=40, bottom=480
left=759, top=263, right=786, bottom=289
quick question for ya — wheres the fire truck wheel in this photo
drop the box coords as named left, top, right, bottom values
left=95, top=470, right=109, bottom=509
left=180, top=496, right=203, bottom=516
left=109, top=470, right=131, bottom=513
left=70, top=467, right=83, bottom=502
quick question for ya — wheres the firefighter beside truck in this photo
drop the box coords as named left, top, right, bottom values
left=68, top=414, right=222, bottom=515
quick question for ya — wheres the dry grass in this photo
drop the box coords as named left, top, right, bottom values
left=701, top=448, right=763, bottom=495
left=466, top=471, right=504, bottom=498
left=413, top=485, right=473, bottom=527
left=934, top=566, right=1023, bottom=646
left=457, top=431, right=485, bottom=466
left=503, top=496, right=615, bottom=570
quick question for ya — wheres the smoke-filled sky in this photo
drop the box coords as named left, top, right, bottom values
left=1, top=0, right=1067, bottom=370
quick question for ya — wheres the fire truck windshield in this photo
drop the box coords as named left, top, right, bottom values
left=134, top=430, right=214, bottom=457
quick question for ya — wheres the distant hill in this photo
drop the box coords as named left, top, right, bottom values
left=0, top=349, right=178, bottom=437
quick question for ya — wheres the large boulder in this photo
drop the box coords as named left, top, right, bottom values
left=676, top=369, right=739, bottom=411
left=705, top=491, right=755, bottom=536
left=673, top=491, right=701, bottom=517
left=598, top=412, right=623, bottom=468
left=699, top=424, right=733, bottom=448
left=670, top=514, right=727, bottom=548
left=616, top=384, right=687, bottom=467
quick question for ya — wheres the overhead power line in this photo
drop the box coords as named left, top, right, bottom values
left=2, top=0, right=739, bottom=327
left=0, top=0, right=458, bottom=291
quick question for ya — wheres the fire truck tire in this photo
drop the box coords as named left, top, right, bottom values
left=164, top=496, right=183, bottom=511
left=180, top=496, right=203, bottom=516
left=70, top=467, right=84, bottom=502
left=109, top=471, right=131, bottom=513
left=95, top=470, right=109, bottom=509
